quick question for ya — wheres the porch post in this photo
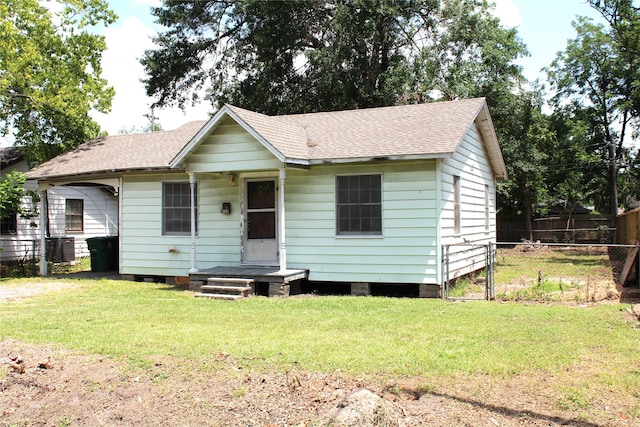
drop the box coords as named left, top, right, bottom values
left=278, top=168, right=287, bottom=273
left=39, top=189, right=48, bottom=276
left=188, top=172, right=198, bottom=273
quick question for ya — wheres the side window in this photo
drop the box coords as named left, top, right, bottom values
left=453, top=176, right=461, bottom=235
left=0, top=212, right=18, bottom=235
left=485, top=184, right=490, bottom=231
left=336, top=174, right=382, bottom=236
left=65, top=199, right=84, bottom=232
left=163, top=182, right=197, bottom=235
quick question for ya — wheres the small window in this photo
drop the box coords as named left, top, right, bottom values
left=163, top=182, right=197, bottom=235
left=336, top=174, right=382, bottom=235
left=0, top=212, right=17, bottom=235
left=485, top=184, right=490, bottom=231
left=453, top=176, right=461, bottom=235
left=65, top=199, right=84, bottom=232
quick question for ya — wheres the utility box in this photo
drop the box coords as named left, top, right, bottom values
left=86, top=236, right=118, bottom=272
left=46, top=237, right=75, bottom=263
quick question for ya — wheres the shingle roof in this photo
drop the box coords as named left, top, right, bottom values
left=277, top=98, right=487, bottom=160
left=27, top=98, right=506, bottom=180
left=27, top=121, right=206, bottom=179
left=174, top=97, right=506, bottom=178
left=0, top=146, right=24, bottom=168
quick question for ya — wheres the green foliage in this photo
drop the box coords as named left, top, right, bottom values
left=143, top=0, right=527, bottom=115
left=0, top=0, right=116, bottom=166
left=0, top=170, right=39, bottom=220
left=546, top=14, right=639, bottom=214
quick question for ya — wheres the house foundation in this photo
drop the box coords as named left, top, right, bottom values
left=351, top=282, right=371, bottom=296
left=419, top=284, right=441, bottom=298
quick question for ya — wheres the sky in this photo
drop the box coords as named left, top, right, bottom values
left=13, top=0, right=610, bottom=141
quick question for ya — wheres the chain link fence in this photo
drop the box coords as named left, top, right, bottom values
left=443, top=242, right=640, bottom=303
left=0, top=238, right=40, bottom=277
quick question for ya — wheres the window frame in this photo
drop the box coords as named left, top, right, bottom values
left=162, top=181, right=198, bottom=236
left=485, top=184, right=490, bottom=232
left=453, top=175, right=461, bottom=235
left=0, top=211, right=18, bottom=235
left=335, top=174, right=383, bottom=237
left=65, top=199, right=84, bottom=233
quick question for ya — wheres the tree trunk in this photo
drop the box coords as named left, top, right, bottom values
left=609, top=142, right=618, bottom=216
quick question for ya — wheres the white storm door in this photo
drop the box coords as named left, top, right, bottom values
left=243, top=179, right=278, bottom=265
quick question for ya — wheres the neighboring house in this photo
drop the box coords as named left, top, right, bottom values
left=27, top=98, right=507, bottom=297
left=1, top=146, right=118, bottom=262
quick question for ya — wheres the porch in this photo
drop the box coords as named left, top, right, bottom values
left=189, top=266, right=308, bottom=298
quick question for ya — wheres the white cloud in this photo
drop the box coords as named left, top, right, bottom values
left=92, top=15, right=211, bottom=134
left=491, top=0, right=522, bottom=28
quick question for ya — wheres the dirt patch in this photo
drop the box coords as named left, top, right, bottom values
left=0, top=339, right=636, bottom=426
left=0, top=282, right=78, bottom=302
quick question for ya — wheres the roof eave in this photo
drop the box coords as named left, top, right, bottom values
left=308, top=152, right=452, bottom=165
left=27, top=166, right=184, bottom=182
left=474, top=101, right=508, bottom=181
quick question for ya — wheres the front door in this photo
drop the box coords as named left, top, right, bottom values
left=243, top=179, right=278, bottom=265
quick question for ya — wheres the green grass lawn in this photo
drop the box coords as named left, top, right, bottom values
left=1, top=278, right=637, bottom=381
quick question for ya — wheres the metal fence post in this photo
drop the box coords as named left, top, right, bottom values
left=488, top=242, right=495, bottom=299
left=31, top=239, right=37, bottom=276
left=441, top=244, right=449, bottom=299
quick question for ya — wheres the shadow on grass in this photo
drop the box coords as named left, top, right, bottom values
left=619, top=285, right=640, bottom=304
left=154, top=284, right=190, bottom=294
left=404, top=388, right=603, bottom=427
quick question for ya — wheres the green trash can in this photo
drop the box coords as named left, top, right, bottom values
left=86, top=236, right=118, bottom=272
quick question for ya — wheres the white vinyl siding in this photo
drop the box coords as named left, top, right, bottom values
left=0, top=171, right=119, bottom=260
left=46, top=186, right=119, bottom=257
left=187, top=117, right=283, bottom=173
left=120, top=172, right=240, bottom=277
left=285, top=161, right=439, bottom=284
left=440, top=121, right=497, bottom=279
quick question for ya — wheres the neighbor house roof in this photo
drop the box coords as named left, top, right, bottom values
left=0, top=146, right=24, bottom=169
left=26, top=121, right=206, bottom=180
left=27, top=98, right=507, bottom=181
left=172, top=97, right=507, bottom=179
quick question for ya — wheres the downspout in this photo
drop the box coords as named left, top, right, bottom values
left=278, top=168, right=287, bottom=273
left=38, top=188, right=49, bottom=276
left=188, top=172, right=198, bottom=273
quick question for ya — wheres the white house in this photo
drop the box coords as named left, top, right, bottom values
left=26, top=98, right=506, bottom=297
left=1, top=146, right=118, bottom=264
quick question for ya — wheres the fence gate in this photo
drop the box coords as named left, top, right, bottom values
left=442, top=243, right=495, bottom=300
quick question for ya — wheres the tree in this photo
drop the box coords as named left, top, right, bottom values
left=0, top=0, right=116, bottom=166
left=0, top=170, right=38, bottom=220
left=493, top=89, right=555, bottom=239
left=142, top=0, right=527, bottom=115
left=589, top=0, right=640, bottom=119
left=546, top=16, right=637, bottom=215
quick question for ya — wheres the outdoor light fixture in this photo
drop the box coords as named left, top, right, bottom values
left=227, top=172, right=236, bottom=186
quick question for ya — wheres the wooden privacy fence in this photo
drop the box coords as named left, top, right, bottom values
left=615, top=208, right=640, bottom=244
left=498, top=215, right=615, bottom=243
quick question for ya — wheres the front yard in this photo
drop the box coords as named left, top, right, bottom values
left=1, top=277, right=639, bottom=426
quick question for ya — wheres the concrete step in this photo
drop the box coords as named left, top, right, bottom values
left=207, top=278, right=255, bottom=286
left=200, top=285, right=252, bottom=293
left=194, top=292, right=244, bottom=301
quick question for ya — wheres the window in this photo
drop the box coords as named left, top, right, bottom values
left=485, top=184, right=490, bottom=231
left=0, top=211, right=17, bottom=235
left=336, top=174, right=382, bottom=235
left=65, top=199, right=84, bottom=232
left=453, top=176, right=461, bottom=235
left=163, top=182, right=197, bottom=235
